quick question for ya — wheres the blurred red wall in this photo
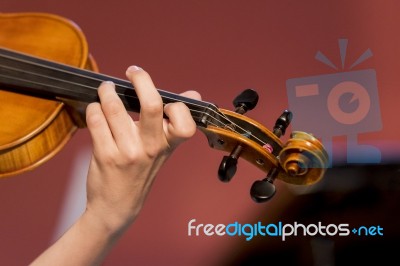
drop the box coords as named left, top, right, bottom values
left=1, top=1, right=400, bottom=265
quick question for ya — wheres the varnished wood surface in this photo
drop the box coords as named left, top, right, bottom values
left=0, top=12, right=328, bottom=185
left=0, top=12, right=95, bottom=177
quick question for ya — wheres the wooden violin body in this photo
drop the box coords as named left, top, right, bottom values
left=0, top=12, right=97, bottom=177
left=0, top=12, right=328, bottom=202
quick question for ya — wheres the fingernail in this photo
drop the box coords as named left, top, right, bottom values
left=101, top=80, right=115, bottom=88
left=126, top=65, right=143, bottom=73
left=98, top=81, right=115, bottom=94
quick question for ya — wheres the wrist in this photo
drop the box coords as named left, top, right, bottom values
left=82, top=205, right=136, bottom=241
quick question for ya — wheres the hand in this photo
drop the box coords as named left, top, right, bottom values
left=30, top=66, right=201, bottom=266
left=85, top=65, right=201, bottom=231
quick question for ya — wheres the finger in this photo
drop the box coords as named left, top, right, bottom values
left=163, top=90, right=201, bottom=147
left=86, top=102, right=117, bottom=155
left=125, top=66, right=164, bottom=141
left=97, top=81, right=136, bottom=149
left=163, top=102, right=197, bottom=148
left=179, top=90, right=202, bottom=101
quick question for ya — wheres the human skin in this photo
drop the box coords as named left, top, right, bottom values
left=30, top=66, right=201, bottom=266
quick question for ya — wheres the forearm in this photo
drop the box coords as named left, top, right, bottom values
left=30, top=210, right=129, bottom=266
left=30, top=67, right=200, bottom=265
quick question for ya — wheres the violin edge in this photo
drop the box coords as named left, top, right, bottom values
left=0, top=12, right=95, bottom=178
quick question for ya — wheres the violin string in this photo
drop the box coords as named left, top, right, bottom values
left=0, top=69, right=210, bottom=124
left=0, top=49, right=270, bottom=146
left=0, top=51, right=238, bottom=134
left=0, top=50, right=270, bottom=147
left=1, top=69, right=267, bottom=145
left=1, top=74, right=234, bottom=146
left=0, top=50, right=218, bottom=119
left=0, top=68, right=225, bottom=141
left=0, top=65, right=229, bottom=131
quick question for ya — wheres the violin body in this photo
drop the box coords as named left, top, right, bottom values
left=0, top=12, right=328, bottom=202
left=0, top=13, right=96, bottom=177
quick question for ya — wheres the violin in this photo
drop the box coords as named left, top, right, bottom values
left=0, top=12, right=328, bottom=202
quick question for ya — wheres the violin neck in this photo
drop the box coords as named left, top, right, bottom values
left=0, top=47, right=218, bottom=126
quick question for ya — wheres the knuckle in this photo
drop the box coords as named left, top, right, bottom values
left=141, top=100, right=163, bottom=115
left=166, top=103, right=197, bottom=138
left=96, top=150, right=119, bottom=166
left=145, top=146, right=161, bottom=159
left=103, top=99, right=124, bottom=117
left=100, top=149, right=139, bottom=168
left=144, top=142, right=166, bottom=158
left=167, top=101, right=185, bottom=111
left=86, top=103, right=103, bottom=128
left=166, top=102, right=190, bottom=118
left=177, top=124, right=197, bottom=138
left=120, top=153, right=140, bottom=166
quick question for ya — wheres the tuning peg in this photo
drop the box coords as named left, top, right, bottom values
left=233, top=89, right=259, bottom=114
left=250, top=168, right=278, bottom=203
left=218, top=156, right=237, bottom=182
left=273, top=110, right=293, bottom=137
left=218, top=145, right=242, bottom=182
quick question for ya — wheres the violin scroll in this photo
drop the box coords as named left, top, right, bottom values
left=200, top=89, right=329, bottom=203
left=277, top=131, right=328, bottom=185
left=0, top=13, right=327, bottom=205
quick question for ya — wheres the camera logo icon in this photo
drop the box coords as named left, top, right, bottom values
left=327, top=80, right=370, bottom=125
left=286, top=39, right=382, bottom=165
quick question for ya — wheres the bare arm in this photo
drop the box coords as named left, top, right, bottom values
left=30, top=66, right=201, bottom=265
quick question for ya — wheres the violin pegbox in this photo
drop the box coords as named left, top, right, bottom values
left=199, top=89, right=328, bottom=203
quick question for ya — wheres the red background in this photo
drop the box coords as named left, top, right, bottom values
left=1, top=1, right=400, bottom=265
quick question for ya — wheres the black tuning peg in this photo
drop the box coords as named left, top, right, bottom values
left=250, top=168, right=278, bottom=203
left=233, top=89, right=259, bottom=114
left=218, top=156, right=237, bottom=182
left=218, top=145, right=242, bottom=182
left=273, top=110, right=293, bottom=137
left=249, top=110, right=292, bottom=202
left=218, top=89, right=257, bottom=182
